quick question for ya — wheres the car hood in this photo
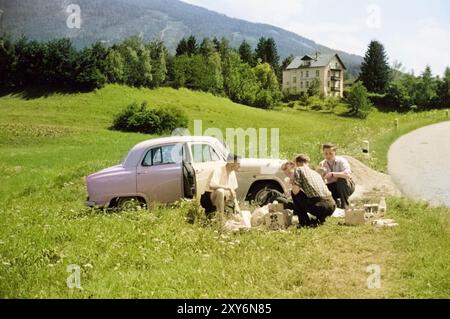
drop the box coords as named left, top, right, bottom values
left=239, top=158, right=285, bottom=175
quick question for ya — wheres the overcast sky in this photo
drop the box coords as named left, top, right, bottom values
left=181, top=0, right=450, bottom=76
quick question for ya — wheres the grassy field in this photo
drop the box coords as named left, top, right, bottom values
left=0, top=84, right=449, bottom=298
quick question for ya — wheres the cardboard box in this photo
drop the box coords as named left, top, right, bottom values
left=345, top=209, right=366, bottom=226
left=264, top=210, right=293, bottom=230
left=268, top=203, right=284, bottom=213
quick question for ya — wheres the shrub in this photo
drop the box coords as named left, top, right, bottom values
left=384, top=82, right=412, bottom=111
left=298, top=92, right=309, bottom=106
left=346, top=81, right=372, bottom=119
left=307, top=95, right=325, bottom=111
left=324, top=96, right=340, bottom=111
left=307, top=78, right=321, bottom=97
left=112, top=101, right=188, bottom=134
left=287, top=101, right=296, bottom=108
left=367, top=92, right=386, bottom=108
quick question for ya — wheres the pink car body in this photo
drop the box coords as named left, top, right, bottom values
left=86, top=136, right=288, bottom=208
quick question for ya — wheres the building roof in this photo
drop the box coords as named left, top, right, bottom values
left=286, top=53, right=347, bottom=70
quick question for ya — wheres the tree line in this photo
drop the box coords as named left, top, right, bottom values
left=358, top=40, right=450, bottom=111
left=0, top=35, right=283, bottom=109
left=2, top=34, right=448, bottom=112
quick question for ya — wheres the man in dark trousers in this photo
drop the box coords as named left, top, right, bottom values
left=282, top=155, right=336, bottom=228
left=319, top=144, right=355, bottom=209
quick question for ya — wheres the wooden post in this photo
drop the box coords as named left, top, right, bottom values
left=362, top=140, right=370, bottom=154
left=446, top=109, right=449, bottom=118
left=394, top=118, right=399, bottom=129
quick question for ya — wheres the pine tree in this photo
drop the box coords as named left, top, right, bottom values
left=281, top=54, right=294, bottom=70
left=415, top=66, right=438, bottom=109
left=199, top=38, right=216, bottom=56
left=0, top=35, right=16, bottom=87
left=254, top=37, right=280, bottom=74
left=186, top=35, right=198, bottom=56
left=238, top=40, right=254, bottom=66
left=176, top=38, right=189, bottom=56
left=437, top=67, right=450, bottom=108
left=359, top=40, right=391, bottom=93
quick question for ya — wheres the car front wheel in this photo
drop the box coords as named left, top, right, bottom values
left=247, top=181, right=284, bottom=206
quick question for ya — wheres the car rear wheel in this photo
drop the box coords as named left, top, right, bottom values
left=116, top=197, right=146, bottom=211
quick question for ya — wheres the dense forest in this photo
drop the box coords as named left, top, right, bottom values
left=0, top=35, right=284, bottom=108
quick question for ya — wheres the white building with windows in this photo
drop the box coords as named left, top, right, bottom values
left=282, top=53, right=346, bottom=97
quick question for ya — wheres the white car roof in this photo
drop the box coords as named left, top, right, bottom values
left=122, top=135, right=222, bottom=167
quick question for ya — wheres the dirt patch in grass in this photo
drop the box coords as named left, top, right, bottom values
left=346, top=156, right=401, bottom=201
left=0, top=123, right=74, bottom=139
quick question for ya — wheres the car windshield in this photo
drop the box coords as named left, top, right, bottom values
left=120, top=152, right=129, bottom=165
left=214, top=139, right=232, bottom=160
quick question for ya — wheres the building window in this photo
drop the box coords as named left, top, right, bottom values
left=300, top=82, right=303, bottom=88
left=300, top=71, right=303, bottom=78
left=316, top=70, right=320, bottom=77
left=328, top=70, right=331, bottom=78
left=328, top=81, right=330, bottom=88
left=306, top=71, right=309, bottom=78
left=306, top=81, right=309, bottom=88
left=293, top=76, right=297, bottom=84
left=293, top=87, right=297, bottom=93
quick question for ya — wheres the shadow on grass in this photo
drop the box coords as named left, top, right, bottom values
left=335, top=110, right=362, bottom=119
left=0, top=86, right=93, bottom=100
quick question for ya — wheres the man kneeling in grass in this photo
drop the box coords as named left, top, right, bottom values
left=282, top=155, right=336, bottom=228
left=319, top=144, right=355, bottom=209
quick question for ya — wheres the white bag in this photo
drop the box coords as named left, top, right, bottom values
left=251, top=205, right=269, bottom=227
left=240, top=210, right=252, bottom=229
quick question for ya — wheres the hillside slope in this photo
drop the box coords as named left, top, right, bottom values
left=0, top=85, right=446, bottom=171
left=0, top=0, right=363, bottom=75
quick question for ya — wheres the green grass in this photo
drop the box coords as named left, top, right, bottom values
left=0, top=84, right=449, bottom=298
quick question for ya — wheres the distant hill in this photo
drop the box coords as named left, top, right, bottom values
left=0, top=0, right=362, bottom=76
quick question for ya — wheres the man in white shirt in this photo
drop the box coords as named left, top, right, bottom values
left=208, top=155, right=241, bottom=215
left=319, top=144, right=355, bottom=209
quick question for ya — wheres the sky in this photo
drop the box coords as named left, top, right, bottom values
left=181, top=0, right=450, bottom=76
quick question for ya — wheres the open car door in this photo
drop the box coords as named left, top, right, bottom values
left=188, top=142, right=225, bottom=198
left=182, top=161, right=196, bottom=199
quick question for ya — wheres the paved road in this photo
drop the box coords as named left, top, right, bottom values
left=388, top=121, right=450, bottom=207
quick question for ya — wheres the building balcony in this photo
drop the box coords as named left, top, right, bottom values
left=331, top=75, right=340, bottom=81
left=330, top=86, right=340, bottom=92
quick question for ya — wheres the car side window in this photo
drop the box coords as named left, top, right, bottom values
left=142, top=144, right=184, bottom=166
left=191, top=144, right=221, bottom=163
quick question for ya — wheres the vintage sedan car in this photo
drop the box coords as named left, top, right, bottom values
left=85, top=136, right=288, bottom=209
